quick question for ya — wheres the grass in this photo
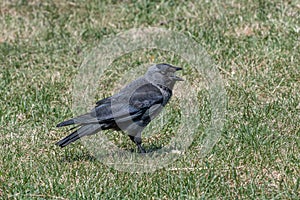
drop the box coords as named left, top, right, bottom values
left=0, top=0, right=299, bottom=199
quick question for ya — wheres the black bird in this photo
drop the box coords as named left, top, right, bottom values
left=56, top=63, right=183, bottom=153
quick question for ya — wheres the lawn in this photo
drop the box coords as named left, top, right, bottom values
left=0, top=0, right=299, bottom=199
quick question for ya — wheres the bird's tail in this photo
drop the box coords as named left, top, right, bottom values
left=56, top=119, right=75, bottom=127
left=55, top=124, right=102, bottom=148
left=56, top=112, right=102, bottom=128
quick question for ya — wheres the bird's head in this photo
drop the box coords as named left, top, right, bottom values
left=145, top=63, right=184, bottom=88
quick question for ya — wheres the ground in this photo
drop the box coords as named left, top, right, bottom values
left=0, top=0, right=299, bottom=199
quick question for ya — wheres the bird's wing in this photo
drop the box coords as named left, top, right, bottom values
left=59, top=83, right=169, bottom=127
left=113, top=83, right=167, bottom=126
left=129, top=83, right=164, bottom=111
left=82, top=83, right=166, bottom=124
left=95, top=96, right=111, bottom=106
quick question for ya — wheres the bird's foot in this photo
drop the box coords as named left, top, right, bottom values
left=138, top=144, right=146, bottom=154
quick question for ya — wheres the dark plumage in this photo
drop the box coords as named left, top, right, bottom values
left=56, top=63, right=183, bottom=153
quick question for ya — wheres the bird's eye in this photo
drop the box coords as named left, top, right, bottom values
left=160, top=71, right=166, bottom=75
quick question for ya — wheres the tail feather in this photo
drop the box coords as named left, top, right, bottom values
left=56, top=119, right=75, bottom=127
left=56, top=113, right=103, bottom=127
left=55, top=124, right=102, bottom=148
left=55, top=130, right=80, bottom=147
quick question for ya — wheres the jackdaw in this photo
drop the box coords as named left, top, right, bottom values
left=55, top=63, right=183, bottom=153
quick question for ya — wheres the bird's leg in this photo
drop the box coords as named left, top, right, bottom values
left=137, top=144, right=146, bottom=154
left=129, top=135, right=146, bottom=153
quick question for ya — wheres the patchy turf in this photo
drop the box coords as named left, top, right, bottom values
left=0, top=0, right=299, bottom=199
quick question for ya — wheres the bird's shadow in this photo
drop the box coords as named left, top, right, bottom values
left=58, top=144, right=165, bottom=163
left=142, top=144, right=164, bottom=153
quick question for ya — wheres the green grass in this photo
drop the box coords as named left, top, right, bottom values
left=1, top=0, right=299, bottom=199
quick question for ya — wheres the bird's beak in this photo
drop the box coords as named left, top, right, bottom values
left=172, top=67, right=184, bottom=81
left=167, top=65, right=184, bottom=81
left=172, top=75, right=184, bottom=81
left=174, top=67, right=182, bottom=71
